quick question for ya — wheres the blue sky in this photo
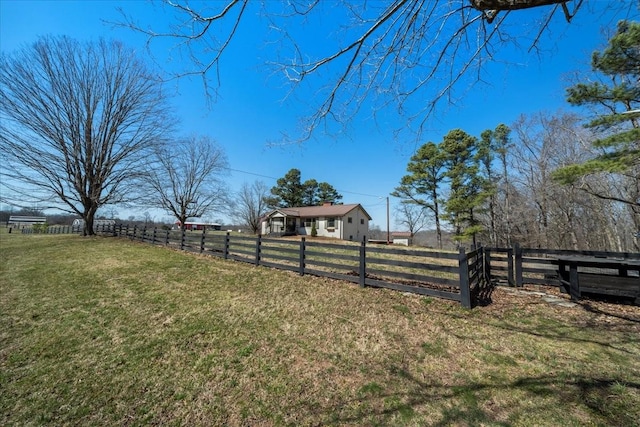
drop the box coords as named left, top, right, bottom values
left=0, top=0, right=637, bottom=228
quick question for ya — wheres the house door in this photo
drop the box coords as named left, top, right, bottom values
left=286, top=217, right=297, bottom=233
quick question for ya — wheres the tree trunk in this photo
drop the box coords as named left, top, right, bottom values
left=433, top=190, right=443, bottom=250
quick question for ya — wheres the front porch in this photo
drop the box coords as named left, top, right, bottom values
left=264, top=215, right=299, bottom=236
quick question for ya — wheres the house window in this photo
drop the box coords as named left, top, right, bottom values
left=360, top=219, right=364, bottom=225
left=348, top=217, right=352, bottom=224
left=326, top=217, right=336, bottom=228
left=304, top=218, right=317, bottom=227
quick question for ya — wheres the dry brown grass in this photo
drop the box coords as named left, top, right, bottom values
left=1, top=232, right=639, bottom=426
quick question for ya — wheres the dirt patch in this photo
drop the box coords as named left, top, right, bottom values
left=486, top=284, right=640, bottom=325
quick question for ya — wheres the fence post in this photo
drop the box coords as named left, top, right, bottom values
left=180, top=227, right=186, bottom=250
left=255, top=235, right=261, bottom=265
left=483, top=246, right=490, bottom=285
left=458, top=247, right=472, bottom=309
left=133, top=225, right=137, bottom=240
left=200, top=228, right=206, bottom=253
left=507, top=247, right=514, bottom=287
left=299, top=237, right=305, bottom=276
left=569, top=262, right=580, bottom=301
left=515, top=243, right=523, bottom=287
left=224, top=231, right=230, bottom=259
left=142, top=226, right=147, bottom=242
left=165, top=229, right=170, bottom=245
left=152, top=227, right=157, bottom=244
left=359, top=238, right=366, bottom=288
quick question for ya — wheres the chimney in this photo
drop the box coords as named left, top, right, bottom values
left=322, top=201, right=333, bottom=206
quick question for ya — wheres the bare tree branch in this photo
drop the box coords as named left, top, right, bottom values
left=0, top=36, right=171, bottom=234
left=116, top=0, right=619, bottom=142
left=139, top=135, right=229, bottom=229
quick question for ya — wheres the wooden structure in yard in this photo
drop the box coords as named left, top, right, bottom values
left=7, top=215, right=46, bottom=227
left=486, top=245, right=639, bottom=305
left=557, top=256, right=639, bottom=304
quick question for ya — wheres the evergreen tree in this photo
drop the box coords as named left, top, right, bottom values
left=267, top=168, right=342, bottom=208
left=301, top=179, right=319, bottom=206
left=493, top=124, right=513, bottom=246
left=392, top=142, right=446, bottom=249
left=267, top=168, right=305, bottom=208
left=440, top=129, right=486, bottom=245
left=557, top=20, right=640, bottom=210
left=478, top=129, right=498, bottom=246
left=316, top=182, right=342, bottom=205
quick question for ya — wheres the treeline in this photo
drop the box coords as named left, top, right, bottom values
left=393, top=21, right=639, bottom=252
left=393, top=113, right=638, bottom=251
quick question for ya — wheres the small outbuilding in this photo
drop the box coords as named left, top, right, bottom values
left=391, top=231, right=414, bottom=246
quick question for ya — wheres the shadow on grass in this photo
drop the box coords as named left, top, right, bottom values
left=472, top=280, right=497, bottom=307
left=304, top=369, right=639, bottom=426
left=580, top=299, right=640, bottom=324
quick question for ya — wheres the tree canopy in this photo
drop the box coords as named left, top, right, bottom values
left=0, top=36, right=171, bottom=235
left=141, top=135, right=229, bottom=230
left=556, top=20, right=639, bottom=210
left=266, top=168, right=343, bottom=208
left=118, top=0, right=628, bottom=142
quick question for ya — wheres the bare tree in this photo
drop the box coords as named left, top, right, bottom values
left=395, top=202, right=430, bottom=236
left=116, top=0, right=629, bottom=141
left=141, top=135, right=229, bottom=230
left=0, top=36, right=170, bottom=235
left=509, top=111, right=636, bottom=250
left=235, top=180, right=270, bottom=234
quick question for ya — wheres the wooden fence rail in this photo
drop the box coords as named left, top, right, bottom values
left=18, top=223, right=638, bottom=305
left=112, top=225, right=483, bottom=308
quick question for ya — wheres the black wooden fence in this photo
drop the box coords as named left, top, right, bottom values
left=508, top=244, right=639, bottom=287
left=114, top=224, right=486, bottom=308
left=24, top=223, right=636, bottom=304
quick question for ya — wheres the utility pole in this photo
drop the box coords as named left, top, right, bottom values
left=386, top=196, right=390, bottom=245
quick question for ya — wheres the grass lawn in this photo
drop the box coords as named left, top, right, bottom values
left=1, top=232, right=639, bottom=426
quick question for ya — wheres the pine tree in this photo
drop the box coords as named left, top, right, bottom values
left=440, top=129, right=486, bottom=246
left=556, top=20, right=639, bottom=209
left=392, top=142, right=446, bottom=249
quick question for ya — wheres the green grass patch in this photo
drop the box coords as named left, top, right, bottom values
left=1, top=232, right=639, bottom=426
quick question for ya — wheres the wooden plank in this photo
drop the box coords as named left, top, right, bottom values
left=365, top=246, right=459, bottom=260
left=522, top=266, right=558, bottom=275
left=261, top=246, right=300, bottom=256
left=260, top=260, right=299, bottom=273
left=305, top=259, right=357, bottom=271
left=578, top=273, right=639, bottom=297
left=522, top=257, right=559, bottom=265
left=365, top=257, right=458, bottom=273
left=366, top=267, right=459, bottom=287
left=305, top=241, right=357, bottom=251
left=260, top=253, right=299, bottom=264
left=522, top=277, right=551, bottom=285
left=305, top=250, right=359, bottom=262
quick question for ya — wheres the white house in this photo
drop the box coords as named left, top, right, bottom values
left=261, top=203, right=371, bottom=242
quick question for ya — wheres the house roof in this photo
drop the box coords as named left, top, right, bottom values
left=268, top=203, right=372, bottom=220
